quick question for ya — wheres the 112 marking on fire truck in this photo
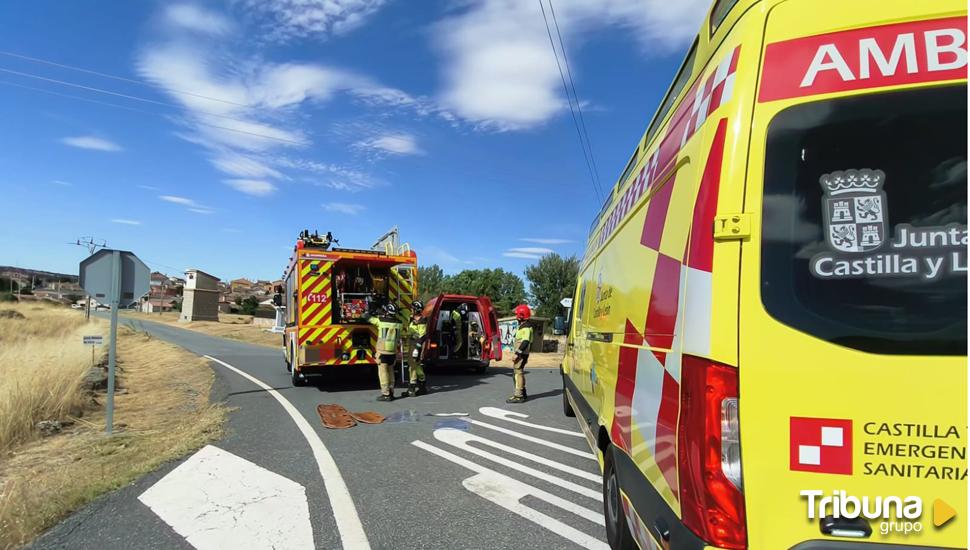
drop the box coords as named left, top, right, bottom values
left=562, top=0, right=967, bottom=549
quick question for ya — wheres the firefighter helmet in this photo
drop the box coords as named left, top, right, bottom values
left=412, top=300, right=424, bottom=315
left=514, top=304, right=531, bottom=320
left=382, top=302, right=398, bottom=316
left=457, top=303, right=469, bottom=315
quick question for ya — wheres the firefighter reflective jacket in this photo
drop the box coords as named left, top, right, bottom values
left=370, top=316, right=402, bottom=355
left=514, top=324, right=533, bottom=355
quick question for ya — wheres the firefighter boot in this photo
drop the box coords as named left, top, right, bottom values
left=407, top=383, right=418, bottom=397
left=377, top=392, right=395, bottom=402
left=416, top=380, right=428, bottom=395
left=506, top=394, right=526, bottom=404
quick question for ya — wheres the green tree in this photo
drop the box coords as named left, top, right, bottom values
left=443, top=268, right=526, bottom=315
left=525, top=253, right=580, bottom=318
left=240, top=296, right=260, bottom=316
left=417, top=264, right=446, bottom=302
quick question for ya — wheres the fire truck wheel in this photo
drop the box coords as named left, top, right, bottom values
left=562, top=378, right=575, bottom=418
left=291, top=366, right=307, bottom=387
left=603, top=446, right=636, bottom=550
left=473, top=362, right=488, bottom=374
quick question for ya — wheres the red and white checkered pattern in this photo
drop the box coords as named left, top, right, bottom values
left=790, top=417, right=853, bottom=475
left=591, top=46, right=740, bottom=253
left=682, top=46, right=740, bottom=147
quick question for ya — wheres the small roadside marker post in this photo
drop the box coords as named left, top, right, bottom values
left=83, top=335, right=103, bottom=366
left=80, top=250, right=149, bottom=434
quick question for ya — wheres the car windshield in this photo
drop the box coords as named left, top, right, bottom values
left=760, top=85, right=967, bottom=355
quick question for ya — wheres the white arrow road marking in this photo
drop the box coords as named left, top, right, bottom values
left=138, top=445, right=314, bottom=550
left=433, top=428, right=601, bottom=498
left=468, top=419, right=596, bottom=460
left=204, top=355, right=370, bottom=550
left=479, top=407, right=585, bottom=437
left=412, top=440, right=608, bottom=550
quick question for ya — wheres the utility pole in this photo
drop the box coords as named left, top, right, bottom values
left=70, top=237, right=107, bottom=321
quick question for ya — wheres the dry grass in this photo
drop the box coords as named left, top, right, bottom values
left=0, top=303, right=105, bottom=451
left=122, top=311, right=281, bottom=348
left=0, top=308, right=226, bottom=549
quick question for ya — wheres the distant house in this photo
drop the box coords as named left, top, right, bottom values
left=229, top=278, right=255, bottom=294
left=141, top=298, right=176, bottom=313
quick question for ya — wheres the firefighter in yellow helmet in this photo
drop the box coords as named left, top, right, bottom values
left=405, top=300, right=429, bottom=397
left=506, top=304, right=534, bottom=404
left=369, top=302, right=402, bottom=401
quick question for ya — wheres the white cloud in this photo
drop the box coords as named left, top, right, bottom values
left=520, top=237, right=573, bottom=244
left=355, top=133, right=423, bottom=156
left=60, top=135, right=123, bottom=152
left=189, top=208, right=215, bottom=214
left=507, top=247, right=554, bottom=255
left=323, top=202, right=365, bottom=215
left=165, top=4, right=232, bottom=35
left=52, top=180, right=72, bottom=186
left=224, top=178, right=277, bottom=196
left=159, top=195, right=198, bottom=207
left=434, top=0, right=706, bottom=130
left=274, top=156, right=383, bottom=191
left=210, top=152, right=284, bottom=179
left=236, top=0, right=388, bottom=42
left=138, top=184, right=160, bottom=191
left=503, top=252, right=543, bottom=260
left=111, top=218, right=142, bottom=225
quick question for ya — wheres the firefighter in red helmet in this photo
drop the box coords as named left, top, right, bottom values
left=506, top=304, right=534, bottom=404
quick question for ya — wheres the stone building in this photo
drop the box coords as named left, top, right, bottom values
left=179, top=269, right=220, bottom=322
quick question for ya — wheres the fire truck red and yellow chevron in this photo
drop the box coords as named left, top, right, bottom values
left=298, top=260, right=334, bottom=345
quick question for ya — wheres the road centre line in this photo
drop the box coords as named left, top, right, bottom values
left=434, top=428, right=601, bottom=500
left=468, top=419, right=596, bottom=460
left=412, top=441, right=608, bottom=550
left=479, top=407, right=585, bottom=437
left=204, top=355, right=370, bottom=550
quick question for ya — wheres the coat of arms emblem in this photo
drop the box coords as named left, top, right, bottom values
left=819, top=168, right=887, bottom=253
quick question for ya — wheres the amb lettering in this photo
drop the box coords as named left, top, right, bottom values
left=801, top=27, right=968, bottom=88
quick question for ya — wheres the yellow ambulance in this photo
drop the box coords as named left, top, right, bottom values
left=561, top=1, right=967, bottom=548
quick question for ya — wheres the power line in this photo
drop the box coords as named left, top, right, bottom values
left=0, top=79, right=305, bottom=145
left=0, top=49, right=250, bottom=108
left=537, top=0, right=603, bottom=202
left=548, top=0, right=604, bottom=194
left=0, top=66, right=252, bottom=124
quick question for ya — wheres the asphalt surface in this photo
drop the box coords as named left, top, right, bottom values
left=33, top=317, right=606, bottom=550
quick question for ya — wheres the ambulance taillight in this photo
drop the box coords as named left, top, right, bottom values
left=678, top=356, right=746, bottom=549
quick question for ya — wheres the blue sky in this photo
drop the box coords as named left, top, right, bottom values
left=0, top=0, right=705, bottom=282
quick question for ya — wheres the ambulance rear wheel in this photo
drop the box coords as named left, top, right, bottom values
left=603, top=446, right=635, bottom=550
left=562, top=379, right=575, bottom=417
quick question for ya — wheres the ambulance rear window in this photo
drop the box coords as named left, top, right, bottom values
left=760, top=85, right=967, bottom=355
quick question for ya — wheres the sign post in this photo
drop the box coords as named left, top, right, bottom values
left=80, top=249, right=149, bottom=434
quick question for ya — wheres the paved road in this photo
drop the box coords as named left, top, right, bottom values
left=34, top=318, right=607, bottom=550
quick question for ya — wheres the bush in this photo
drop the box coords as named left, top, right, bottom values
left=0, top=294, right=17, bottom=303
left=240, top=296, right=260, bottom=316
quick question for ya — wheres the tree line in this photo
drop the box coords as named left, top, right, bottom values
left=417, top=253, right=580, bottom=318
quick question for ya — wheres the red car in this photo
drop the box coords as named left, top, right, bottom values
left=419, top=294, right=502, bottom=372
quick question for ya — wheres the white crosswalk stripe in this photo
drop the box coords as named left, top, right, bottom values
left=413, top=407, right=607, bottom=549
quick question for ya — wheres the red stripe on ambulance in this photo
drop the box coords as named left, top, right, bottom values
left=759, top=16, right=967, bottom=102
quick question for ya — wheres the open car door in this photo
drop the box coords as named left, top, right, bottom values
left=478, top=296, right=502, bottom=361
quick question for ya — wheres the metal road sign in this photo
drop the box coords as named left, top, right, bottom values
left=79, top=249, right=149, bottom=435
left=80, top=249, right=150, bottom=308
left=559, top=298, right=573, bottom=308
left=83, top=335, right=104, bottom=345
